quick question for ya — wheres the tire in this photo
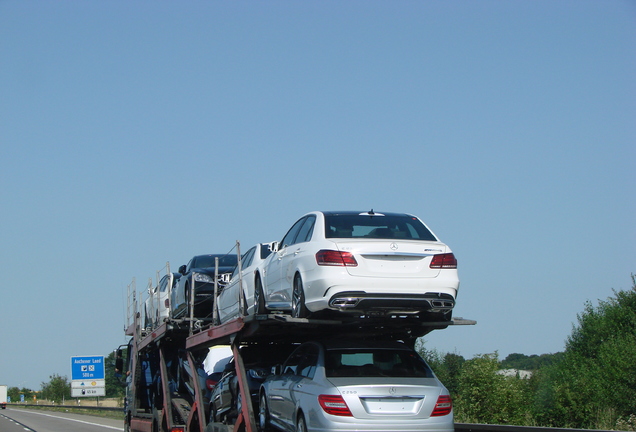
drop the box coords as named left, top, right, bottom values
left=210, top=404, right=218, bottom=423
left=239, top=290, right=248, bottom=316
left=124, top=413, right=131, bottom=432
left=292, top=275, right=309, bottom=319
left=180, top=283, right=191, bottom=319
left=296, top=412, right=307, bottom=432
left=254, top=275, right=267, bottom=315
left=143, top=306, right=151, bottom=329
left=213, top=303, right=221, bottom=326
left=258, top=393, right=270, bottom=432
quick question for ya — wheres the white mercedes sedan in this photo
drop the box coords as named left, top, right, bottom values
left=215, top=243, right=274, bottom=324
left=259, top=210, right=459, bottom=321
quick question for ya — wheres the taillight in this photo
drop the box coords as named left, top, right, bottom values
left=431, top=395, right=452, bottom=416
left=318, top=395, right=352, bottom=416
left=205, top=378, right=218, bottom=390
left=316, top=250, right=358, bottom=267
left=430, top=253, right=457, bottom=269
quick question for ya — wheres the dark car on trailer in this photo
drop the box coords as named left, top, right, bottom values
left=171, top=254, right=238, bottom=319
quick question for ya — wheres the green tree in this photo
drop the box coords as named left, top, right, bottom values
left=533, top=275, right=636, bottom=429
left=20, top=387, right=34, bottom=401
left=40, top=374, right=71, bottom=404
left=500, top=352, right=563, bottom=371
left=454, top=353, right=532, bottom=425
left=7, top=386, right=35, bottom=403
left=7, top=386, right=20, bottom=403
left=421, top=349, right=465, bottom=396
left=105, top=348, right=127, bottom=398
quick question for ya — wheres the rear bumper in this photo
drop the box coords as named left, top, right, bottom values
left=302, top=272, right=458, bottom=315
left=328, top=292, right=455, bottom=314
left=306, top=410, right=454, bottom=432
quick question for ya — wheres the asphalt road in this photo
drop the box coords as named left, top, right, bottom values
left=0, top=407, right=124, bottom=432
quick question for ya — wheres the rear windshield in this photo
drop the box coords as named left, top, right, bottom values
left=193, top=255, right=238, bottom=269
left=325, top=348, right=434, bottom=378
left=324, top=214, right=437, bottom=241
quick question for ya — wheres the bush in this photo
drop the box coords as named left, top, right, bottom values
left=454, top=353, right=532, bottom=425
left=532, top=275, right=636, bottom=428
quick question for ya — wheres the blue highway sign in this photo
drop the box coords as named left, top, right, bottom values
left=71, top=356, right=105, bottom=381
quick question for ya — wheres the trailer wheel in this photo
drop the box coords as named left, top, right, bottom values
left=258, top=393, right=270, bottom=432
left=291, top=275, right=309, bottom=319
left=124, top=412, right=131, bottom=432
left=254, top=275, right=267, bottom=315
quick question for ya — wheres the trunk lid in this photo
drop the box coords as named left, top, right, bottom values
left=333, top=240, right=448, bottom=278
left=328, top=377, right=442, bottom=419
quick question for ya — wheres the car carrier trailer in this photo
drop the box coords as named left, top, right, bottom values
left=122, top=293, right=474, bottom=432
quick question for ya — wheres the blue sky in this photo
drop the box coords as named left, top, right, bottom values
left=1, top=1, right=634, bottom=390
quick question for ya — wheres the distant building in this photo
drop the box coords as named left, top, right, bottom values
left=496, top=369, right=533, bottom=379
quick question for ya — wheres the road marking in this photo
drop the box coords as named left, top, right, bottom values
left=12, top=410, right=123, bottom=430
left=1, top=413, right=36, bottom=431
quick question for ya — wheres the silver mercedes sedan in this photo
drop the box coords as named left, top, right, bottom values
left=258, top=340, right=453, bottom=432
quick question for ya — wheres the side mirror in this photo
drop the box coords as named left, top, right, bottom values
left=269, top=242, right=280, bottom=253
left=219, top=273, right=231, bottom=284
left=179, top=265, right=187, bottom=274
left=272, top=364, right=283, bottom=375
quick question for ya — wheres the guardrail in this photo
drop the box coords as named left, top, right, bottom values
left=9, top=403, right=123, bottom=413
left=455, top=423, right=614, bottom=432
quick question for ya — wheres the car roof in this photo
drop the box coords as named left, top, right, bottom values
left=320, top=210, right=416, bottom=218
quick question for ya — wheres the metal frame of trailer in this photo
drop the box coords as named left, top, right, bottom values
left=182, top=313, right=475, bottom=432
left=125, top=313, right=198, bottom=432
left=124, top=287, right=475, bottom=432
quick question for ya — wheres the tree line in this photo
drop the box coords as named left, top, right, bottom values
left=419, top=274, right=636, bottom=430
left=6, top=350, right=127, bottom=405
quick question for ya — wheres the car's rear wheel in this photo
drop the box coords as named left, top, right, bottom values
left=213, top=303, right=221, bottom=326
left=184, top=283, right=192, bottom=318
left=258, top=393, right=270, bottom=432
left=143, top=307, right=149, bottom=329
left=254, top=275, right=267, bottom=315
left=210, top=403, right=218, bottom=422
left=239, top=290, right=248, bottom=316
left=292, top=274, right=309, bottom=319
left=296, top=412, right=307, bottom=432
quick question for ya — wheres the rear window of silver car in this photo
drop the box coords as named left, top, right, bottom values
left=325, top=348, right=434, bottom=378
left=324, top=214, right=437, bottom=241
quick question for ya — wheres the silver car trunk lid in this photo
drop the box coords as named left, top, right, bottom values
left=327, top=377, right=442, bottom=419
left=334, top=240, right=447, bottom=278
